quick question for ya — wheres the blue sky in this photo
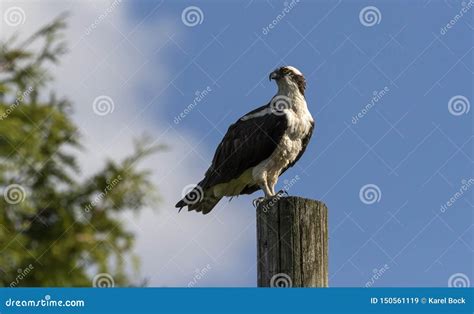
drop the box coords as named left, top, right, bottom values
left=4, top=0, right=472, bottom=287
left=122, top=0, right=473, bottom=286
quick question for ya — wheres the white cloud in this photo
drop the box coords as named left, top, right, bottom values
left=1, top=0, right=256, bottom=286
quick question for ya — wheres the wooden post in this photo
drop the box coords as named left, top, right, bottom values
left=257, top=196, right=328, bottom=287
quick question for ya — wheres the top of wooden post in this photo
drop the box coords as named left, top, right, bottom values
left=256, top=196, right=328, bottom=287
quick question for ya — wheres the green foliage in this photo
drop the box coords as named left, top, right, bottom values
left=0, top=16, right=159, bottom=287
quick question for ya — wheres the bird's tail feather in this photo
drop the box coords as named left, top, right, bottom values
left=175, top=187, right=221, bottom=215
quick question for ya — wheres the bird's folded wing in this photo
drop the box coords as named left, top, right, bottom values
left=200, top=104, right=288, bottom=189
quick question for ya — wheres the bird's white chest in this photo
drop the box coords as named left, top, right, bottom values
left=284, top=102, right=313, bottom=141
left=253, top=95, right=313, bottom=181
left=273, top=98, right=313, bottom=166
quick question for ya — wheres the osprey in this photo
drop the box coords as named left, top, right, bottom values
left=176, top=66, right=314, bottom=214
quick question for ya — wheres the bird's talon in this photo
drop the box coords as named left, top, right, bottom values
left=253, top=197, right=265, bottom=208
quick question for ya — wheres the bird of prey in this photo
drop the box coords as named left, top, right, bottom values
left=176, top=66, right=314, bottom=214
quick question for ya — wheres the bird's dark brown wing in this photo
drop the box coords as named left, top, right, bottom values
left=200, top=104, right=288, bottom=189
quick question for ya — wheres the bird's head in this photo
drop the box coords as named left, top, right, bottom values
left=269, top=66, right=306, bottom=95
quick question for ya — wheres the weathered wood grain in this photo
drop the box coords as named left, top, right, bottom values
left=257, top=196, right=328, bottom=287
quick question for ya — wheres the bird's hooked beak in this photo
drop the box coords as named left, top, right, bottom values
left=269, top=70, right=280, bottom=81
